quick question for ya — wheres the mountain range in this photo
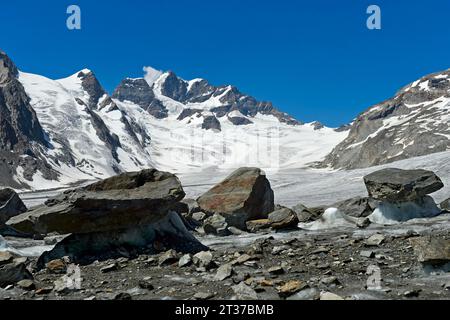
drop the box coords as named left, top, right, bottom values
left=0, top=50, right=449, bottom=190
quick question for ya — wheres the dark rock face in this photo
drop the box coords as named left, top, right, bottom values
left=112, top=78, right=168, bottom=119
left=197, top=167, right=274, bottom=230
left=112, top=78, right=155, bottom=108
left=177, top=108, right=202, bottom=121
left=160, top=72, right=188, bottom=101
left=322, top=69, right=450, bottom=169
left=228, top=116, right=253, bottom=126
left=0, top=51, right=57, bottom=188
left=7, top=169, right=185, bottom=235
left=0, top=188, right=27, bottom=225
left=84, top=107, right=122, bottom=163
left=202, top=116, right=221, bottom=131
left=363, top=168, right=444, bottom=202
left=78, top=70, right=106, bottom=110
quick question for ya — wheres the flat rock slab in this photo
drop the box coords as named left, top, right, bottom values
left=7, top=169, right=185, bottom=235
left=197, top=167, right=274, bottom=230
left=364, top=168, right=444, bottom=202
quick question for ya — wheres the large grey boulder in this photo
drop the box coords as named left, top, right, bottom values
left=363, top=168, right=444, bottom=202
left=364, top=168, right=444, bottom=224
left=0, top=188, right=27, bottom=225
left=7, top=169, right=185, bottom=235
left=37, top=211, right=207, bottom=268
left=197, top=168, right=274, bottom=230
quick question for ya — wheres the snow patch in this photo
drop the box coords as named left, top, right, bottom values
left=143, top=66, right=163, bottom=87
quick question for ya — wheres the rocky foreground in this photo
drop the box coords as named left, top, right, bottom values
left=0, top=167, right=449, bottom=300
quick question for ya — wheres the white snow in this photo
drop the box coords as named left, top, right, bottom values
left=16, top=70, right=153, bottom=190
left=298, top=208, right=356, bottom=230
left=143, top=66, right=163, bottom=86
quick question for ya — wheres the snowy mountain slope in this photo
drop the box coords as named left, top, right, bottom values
left=13, top=70, right=153, bottom=189
left=1, top=49, right=346, bottom=190
left=112, top=69, right=348, bottom=173
left=322, top=69, right=450, bottom=169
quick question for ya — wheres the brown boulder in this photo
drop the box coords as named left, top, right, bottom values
left=197, top=168, right=274, bottom=230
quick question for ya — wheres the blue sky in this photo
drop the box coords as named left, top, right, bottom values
left=1, top=0, right=449, bottom=127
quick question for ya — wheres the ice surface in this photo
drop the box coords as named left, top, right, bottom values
left=369, top=196, right=442, bottom=225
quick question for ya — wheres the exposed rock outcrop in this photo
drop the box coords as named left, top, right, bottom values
left=0, top=188, right=27, bottom=225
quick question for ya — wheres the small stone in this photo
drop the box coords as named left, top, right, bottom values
left=360, top=250, right=375, bottom=258
left=232, top=254, right=252, bottom=265
left=320, top=291, right=344, bottom=300
left=17, top=279, right=35, bottom=291
left=0, top=251, right=13, bottom=266
left=46, top=259, right=67, bottom=274
left=403, top=289, right=421, bottom=298
left=178, top=254, right=192, bottom=267
left=365, top=234, right=386, bottom=246
left=246, top=219, right=271, bottom=233
left=114, top=292, right=132, bottom=300
left=287, top=288, right=320, bottom=300
left=194, top=292, right=215, bottom=300
left=138, top=278, right=154, bottom=290
left=215, top=263, right=234, bottom=281
left=268, top=266, right=285, bottom=275
left=277, top=280, right=308, bottom=298
left=203, top=214, right=230, bottom=236
left=311, top=246, right=330, bottom=254
left=232, top=282, right=258, bottom=300
left=35, top=287, right=53, bottom=295
left=193, top=251, right=215, bottom=269
left=158, top=249, right=179, bottom=266
left=192, top=211, right=207, bottom=222
left=320, top=276, right=339, bottom=286
left=84, top=296, right=96, bottom=300
left=100, top=263, right=119, bottom=273
left=228, top=226, right=246, bottom=235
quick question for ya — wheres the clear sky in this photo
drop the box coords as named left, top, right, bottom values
left=1, top=0, right=449, bottom=127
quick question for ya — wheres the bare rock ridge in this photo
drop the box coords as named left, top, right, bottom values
left=322, top=69, right=450, bottom=169
left=0, top=51, right=57, bottom=188
left=112, top=70, right=301, bottom=127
